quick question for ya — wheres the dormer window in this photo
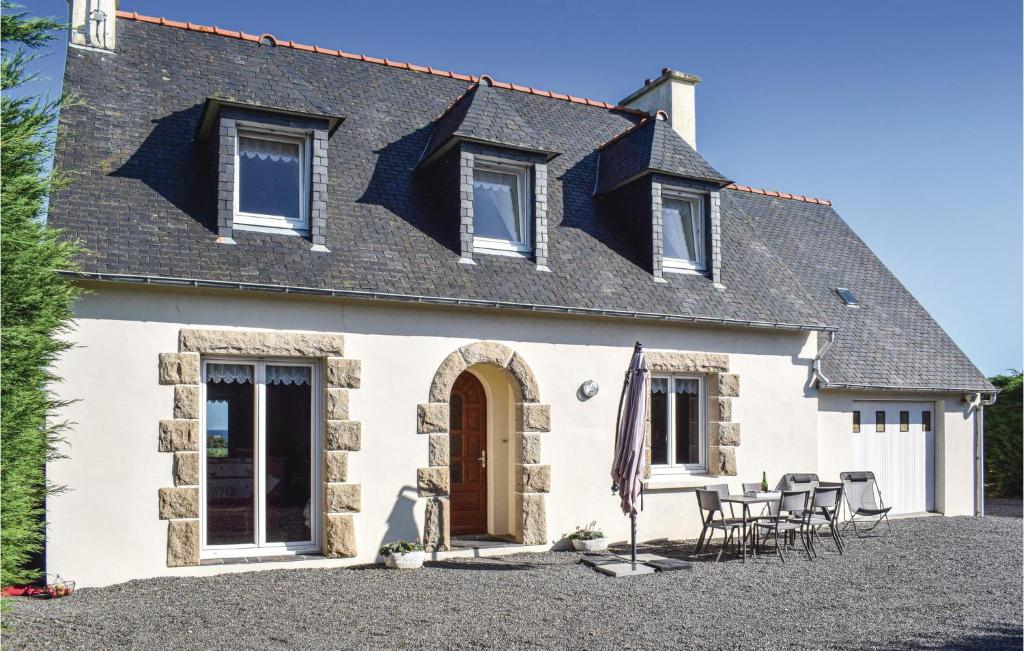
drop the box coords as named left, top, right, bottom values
left=662, top=192, right=705, bottom=272
left=235, top=130, right=310, bottom=233
left=472, top=162, right=531, bottom=255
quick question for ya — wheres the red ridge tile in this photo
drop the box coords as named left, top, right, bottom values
left=724, top=183, right=831, bottom=206
left=114, top=11, right=644, bottom=117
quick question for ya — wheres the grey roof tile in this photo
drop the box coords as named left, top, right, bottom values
left=596, top=116, right=729, bottom=193
left=47, top=18, right=992, bottom=392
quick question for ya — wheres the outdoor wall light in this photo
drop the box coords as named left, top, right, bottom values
left=580, top=380, right=600, bottom=399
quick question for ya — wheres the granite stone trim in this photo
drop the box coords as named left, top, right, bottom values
left=323, top=451, right=348, bottom=482
left=647, top=351, right=729, bottom=373
left=417, top=403, right=449, bottom=434
left=421, top=342, right=549, bottom=549
left=167, top=519, right=200, bottom=567
left=173, top=385, right=201, bottom=420
left=158, top=353, right=200, bottom=385
left=160, top=328, right=362, bottom=565
left=173, top=452, right=200, bottom=486
left=179, top=328, right=344, bottom=357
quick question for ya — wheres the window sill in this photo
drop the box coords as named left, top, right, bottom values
left=473, top=245, right=531, bottom=259
left=663, top=264, right=707, bottom=276
left=234, top=222, right=310, bottom=237
left=643, top=473, right=715, bottom=492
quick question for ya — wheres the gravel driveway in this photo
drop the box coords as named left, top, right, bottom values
left=5, top=515, right=1021, bottom=650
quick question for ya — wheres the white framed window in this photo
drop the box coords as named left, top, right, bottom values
left=200, top=358, right=320, bottom=558
left=234, top=129, right=311, bottom=234
left=472, top=160, right=532, bottom=256
left=650, top=374, right=706, bottom=473
left=662, top=191, right=705, bottom=272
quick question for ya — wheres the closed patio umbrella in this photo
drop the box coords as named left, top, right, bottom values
left=610, top=342, right=650, bottom=565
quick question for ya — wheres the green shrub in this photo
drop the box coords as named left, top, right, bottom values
left=0, top=3, right=82, bottom=587
left=378, top=541, right=424, bottom=557
left=564, top=521, right=605, bottom=541
left=985, top=372, right=1022, bottom=498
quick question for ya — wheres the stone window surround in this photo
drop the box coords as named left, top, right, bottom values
left=157, top=328, right=361, bottom=567
left=458, top=144, right=550, bottom=272
left=216, top=113, right=330, bottom=251
left=416, top=341, right=551, bottom=550
left=643, top=351, right=740, bottom=478
left=650, top=180, right=722, bottom=286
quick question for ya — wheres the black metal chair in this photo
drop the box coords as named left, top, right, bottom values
left=755, top=490, right=812, bottom=563
left=839, top=471, right=893, bottom=536
left=799, top=485, right=844, bottom=555
left=694, top=489, right=744, bottom=562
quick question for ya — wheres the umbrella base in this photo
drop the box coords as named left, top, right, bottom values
left=582, top=553, right=693, bottom=577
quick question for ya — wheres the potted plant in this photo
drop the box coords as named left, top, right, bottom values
left=565, top=521, right=608, bottom=552
left=378, top=541, right=425, bottom=569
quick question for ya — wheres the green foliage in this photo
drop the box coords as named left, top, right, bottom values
left=378, top=541, right=423, bottom=557
left=564, top=521, right=605, bottom=541
left=985, top=372, right=1022, bottom=498
left=1, top=2, right=82, bottom=587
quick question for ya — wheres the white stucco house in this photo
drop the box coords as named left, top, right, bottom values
left=48, top=3, right=996, bottom=587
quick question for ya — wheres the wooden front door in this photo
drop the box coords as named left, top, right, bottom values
left=449, top=372, right=487, bottom=535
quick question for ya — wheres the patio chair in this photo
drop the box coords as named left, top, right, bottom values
left=782, top=473, right=819, bottom=495
left=798, top=485, right=844, bottom=556
left=694, top=489, right=744, bottom=562
left=839, top=471, right=893, bottom=537
left=755, top=490, right=812, bottom=563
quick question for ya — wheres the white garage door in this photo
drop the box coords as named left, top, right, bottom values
left=851, top=401, right=936, bottom=515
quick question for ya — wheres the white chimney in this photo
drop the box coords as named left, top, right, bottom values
left=68, top=0, right=117, bottom=51
left=620, top=68, right=701, bottom=150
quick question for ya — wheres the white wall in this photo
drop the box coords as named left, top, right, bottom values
left=816, top=391, right=977, bottom=516
left=46, top=283, right=971, bottom=587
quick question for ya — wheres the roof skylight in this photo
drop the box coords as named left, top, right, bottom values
left=836, top=287, right=860, bottom=308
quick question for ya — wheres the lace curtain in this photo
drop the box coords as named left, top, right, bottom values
left=265, top=366, right=311, bottom=386
left=651, top=378, right=699, bottom=395
left=206, top=364, right=310, bottom=386
left=207, top=363, right=254, bottom=384
left=238, top=136, right=300, bottom=163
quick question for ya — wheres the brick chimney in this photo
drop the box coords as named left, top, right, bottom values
left=68, top=0, right=117, bottom=51
left=620, top=68, right=701, bottom=150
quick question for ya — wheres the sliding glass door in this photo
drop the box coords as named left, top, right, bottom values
left=202, top=360, right=319, bottom=556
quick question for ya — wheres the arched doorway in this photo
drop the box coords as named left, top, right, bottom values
left=449, top=372, right=487, bottom=534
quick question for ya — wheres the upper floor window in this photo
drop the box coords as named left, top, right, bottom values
left=650, top=374, right=705, bottom=473
left=472, top=161, right=531, bottom=255
left=235, top=130, right=310, bottom=233
left=662, top=192, right=705, bottom=272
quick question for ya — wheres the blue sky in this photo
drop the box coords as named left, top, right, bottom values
left=22, top=0, right=1023, bottom=375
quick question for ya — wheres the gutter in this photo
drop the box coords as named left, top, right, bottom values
left=964, top=391, right=998, bottom=517
left=812, top=330, right=837, bottom=387
left=58, top=270, right=837, bottom=333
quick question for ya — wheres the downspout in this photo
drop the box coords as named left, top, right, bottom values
left=964, top=391, right=998, bottom=516
left=812, top=330, right=837, bottom=387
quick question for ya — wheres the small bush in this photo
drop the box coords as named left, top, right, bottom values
left=378, top=541, right=423, bottom=557
left=565, top=521, right=605, bottom=541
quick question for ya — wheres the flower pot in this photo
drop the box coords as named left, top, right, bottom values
left=571, top=537, right=608, bottom=552
left=384, top=550, right=425, bottom=569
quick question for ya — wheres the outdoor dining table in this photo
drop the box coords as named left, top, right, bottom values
left=720, top=494, right=778, bottom=563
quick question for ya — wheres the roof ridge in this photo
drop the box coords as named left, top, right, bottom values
left=114, top=10, right=647, bottom=117
left=725, top=184, right=831, bottom=206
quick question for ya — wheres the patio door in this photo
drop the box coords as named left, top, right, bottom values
left=201, top=359, right=320, bottom=557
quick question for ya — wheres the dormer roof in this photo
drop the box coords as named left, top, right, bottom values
left=596, top=113, right=730, bottom=194
left=419, top=80, right=558, bottom=167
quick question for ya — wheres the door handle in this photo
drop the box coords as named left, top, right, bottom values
left=477, top=449, right=486, bottom=469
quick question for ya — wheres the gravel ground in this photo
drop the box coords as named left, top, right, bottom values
left=5, top=515, right=1021, bottom=650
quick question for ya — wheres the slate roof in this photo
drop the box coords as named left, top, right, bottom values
left=419, top=81, right=556, bottom=166
left=48, top=14, right=993, bottom=392
left=596, top=115, right=730, bottom=194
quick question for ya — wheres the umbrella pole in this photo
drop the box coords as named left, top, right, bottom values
left=630, top=512, right=637, bottom=565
